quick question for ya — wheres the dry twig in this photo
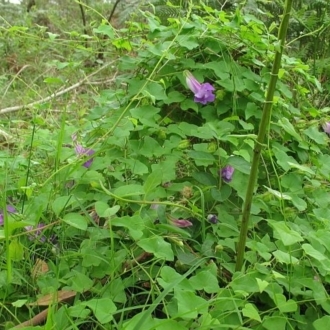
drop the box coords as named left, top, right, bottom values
left=0, top=62, right=117, bottom=115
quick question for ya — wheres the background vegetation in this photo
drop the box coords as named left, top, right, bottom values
left=0, top=0, right=330, bottom=329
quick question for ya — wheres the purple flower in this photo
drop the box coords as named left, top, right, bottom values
left=184, top=71, right=215, bottom=104
left=75, top=145, right=95, bottom=168
left=172, top=219, right=193, bottom=228
left=71, top=133, right=95, bottom=168
left=0, top=205, right=16, bottom=225
left=221, top=165, right=235, bottom=183
left=322, top=122, right=330, bottom=135
left=25, top=223, right=47, bottom=242
left=207, top=214, right=218, bottom=224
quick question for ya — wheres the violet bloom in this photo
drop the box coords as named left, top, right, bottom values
left=172, top=219, right=193, bottom=228
left=75, top=145, right=95, bottom=168
left=221, top=165, right=235, bottom=183
left=25, top=223, right=47, bottom=242
left=71, top=133, right=95, bottom=168
left=0, top=205, right=16, bottom=225
left=322, top=122, right=330, bottom=135
left=184, top=70, right=215, bottom=105
left=207, top=214, right=218, bottom=224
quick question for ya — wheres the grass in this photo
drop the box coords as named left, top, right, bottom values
left=1, top=1, right=330, bottom=329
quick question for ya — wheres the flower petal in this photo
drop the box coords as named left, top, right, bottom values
left=185, top=71, right=202, bottom=94
left=172, top=219, right=193, bottom=228
left=322, top=122, right=330, bottom=135
left=221, top=165, right=235, bottom=183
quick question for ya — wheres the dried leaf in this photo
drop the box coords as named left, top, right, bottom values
left=31, top=258, right=49, bottom=279
left=28, top=290, right=77, bottom=306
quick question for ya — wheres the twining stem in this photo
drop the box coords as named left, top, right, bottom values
left=235, top=0, right=293, bottom=271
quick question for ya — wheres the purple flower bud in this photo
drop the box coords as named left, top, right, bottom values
left=0, top=205, right=17, bottom=225
left=172, top=219, right=193, bottom=228
left=207, top=214, right=218, bottom=224
left=184, top=71, right=215, bottom=105
left=221, top=165, right=235, bottom=183
left=75, top=145, right=95, bottom=168
left=71, top=133, right=95, bottom=168
left=322, top=122, right=330, bottom=135
left=25, top=223, right=47, bottom=242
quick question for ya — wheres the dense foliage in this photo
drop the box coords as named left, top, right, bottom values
left=0, top=0, right=330, bottom=329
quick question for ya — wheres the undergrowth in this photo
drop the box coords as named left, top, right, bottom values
left=0, top=0, right=330, bottom=329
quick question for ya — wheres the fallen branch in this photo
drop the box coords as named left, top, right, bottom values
left=0, top=61, right=117, bottom=115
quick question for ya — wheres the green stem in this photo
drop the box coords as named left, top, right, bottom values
left=235, top=0, right=293, bottom=271
left=99, top=180, right=199, bottom=216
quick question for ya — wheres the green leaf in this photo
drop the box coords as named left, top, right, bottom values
left=211, top=185, right=232, bottom=202
left=189, top=270, right=220, bottom=293
left=112, top=38, right=132, bottom=51
left=263, top=186, right=292, bottom=200
left=242, top=303, right=261, bottom=322
left=287, top=162, right=315, bottom=175
left=122, top=313, right=154, bottom=330
left=302, top=243, right=326, bottom=261
left=256, top=278, right=269, bottom=293
left=187, top=151, right=215, bottom=166
left=180, top=99, right=199, bottom=112
left=158, top=266, right=194, bottom=291
left=79, top=170, right=104, bottom=185
left=227, top=156, right=251, bottom=174
left=68, top=304, right=90, bottom=319
left=273, top=148, right=298, bottom=171
left=174, top=290, right=208, bottom=319
left=218, top=79, right=235, bottom=92
left=145, top=82, right=167, bottom=101
left=95, top=202, right=120, bottom=218
left=68, top=270, right=93, bottom=293
left=263, top=316, right=287, bottom=330
left=141, top=137, right=164, bottom=157
left=278, top=118, right=302, bottom=141
left=143, top=170, right=163, bottom=196
left=314, top=316, right=330, bottom=329
left=163, top=91, right=186, bottom=104
left=272, top=250, right=299, bottom=265
left=52, top=196, right=74, bottom=216
left=9, top=240, right=24, bottom=261
left=95, top=201, right=110, bottom=216
left=304, top=126, right=328, bottom=145
left=112, top=215, right=144, bottom=240
left=274, top=294, right=297, bottom=313
left=207, top=121, right=235, bottom=139
left=137, top=236, right=174, bottom=261
left=203, top=61, right=231, bottom=79
left=268, top=220, right=303, bottom=246
left=93, top=24, right=114, bottom=38
left=245, top=102, right=260, bottom=119
left=62, top=213, right=88, bottom=231
left=290, top=194, right=307, bottom=211
left=114, top=184, right=145, bottom=198
left=176, top=35, right=199, bottom=50
left=84, top=298, right=117, bottom=324
left=43, top=77, right=63, bottom=84
left=153, top=319, right=187, bottom=330
left=12, top=299, right=28, bottom=307
left=130, top=105, right=160, bottom=126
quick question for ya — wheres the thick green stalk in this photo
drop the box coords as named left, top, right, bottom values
left=235, top=0, right=293, bottom=271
